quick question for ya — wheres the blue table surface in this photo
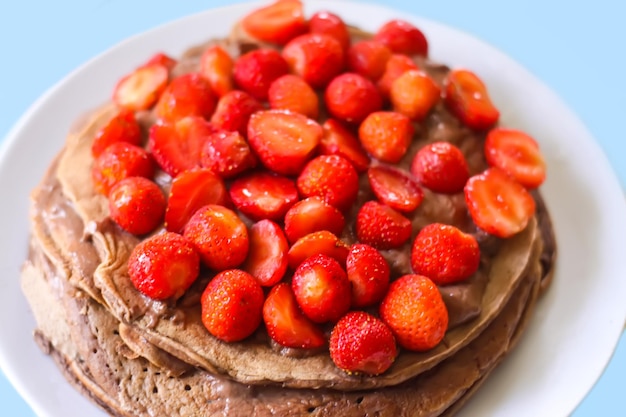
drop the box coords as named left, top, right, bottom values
left=1, top=0, right=624, bottom=415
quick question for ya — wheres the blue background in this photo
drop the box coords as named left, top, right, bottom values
left=1, top=0, right=624, bottom=415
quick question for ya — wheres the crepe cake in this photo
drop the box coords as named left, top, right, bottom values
left=21, top=1, right=557, bottom=415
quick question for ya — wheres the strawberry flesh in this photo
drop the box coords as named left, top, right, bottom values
left=283, top=197, right=345, bottom=244
left=319, top=119, right=370, bottom=173
left=229, top=172, right=299, bottom=221
left=113, top=64, right=169, bottom=111
left=367, top=165, right=424, bottom=212
left=200, top=129, right=257, bottom=179
left=444, top=69, right=499, bottom=131
left=240, top=0, right=307, bottom=45
left=91, top=110, right=142, bottom=158
left=287, top=230, right=350, bottom=270
left=155, top=73, right=216, bottom=122
left=243, top=219, right=289, bottom=287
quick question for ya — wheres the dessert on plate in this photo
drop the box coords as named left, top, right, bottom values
left=21, top=0, right=556, bottom=415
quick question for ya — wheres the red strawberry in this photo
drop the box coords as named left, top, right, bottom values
left=183, top=204, right=249, bottom=270
left=210, top=90, right=264, bottom=136
left=283, top=197, right=345, bottom=244
left=291, top=254, right=351, bottom=323
left=128, top=232, right=199, bottom=300
left=410, top=141, right=469, bottom=194
left=268, top=74, right=319, bottom=119
left=329, top=311, right=397, bottom=375
left=367, top=165, right=424, bottom=212
left=240, top=0, right=307, bottom=45
left=92, top=142, right=155, bottom=196
left=108, top=177, right=165, bottom=235
left=164, top=168, right=229, bottom=234
left=243, top=219, right=289, bottom=287
left=464, top=168, right=536, bottom=238
left=200, top=129, right=256, bottom=178
left=297, top=154, right=359, bottom=212
left=201, top=269, right=264, bottom=342
left=113, top=64, right=169, bottom=111
left=346, top=243, right=390, bottom=308
left=390, top=70, right=441, bottom=121
left=377, top=54, right=419, bottom=99
left=154, top=73, right=216, bottom=122
left=199, top=45, right=234, bottom=97
left=379, top=274, right=448, bottom=351
left=287, top=230, right=350, bottom=270
left=319, top=119, right=370, bottom=172
left=142, top=52, right=177, bottom=70
left=229, top=172, right=299, bottom=221
left=356, top=201, right=412, bottom=250
left=485, top=128, right=547, bottom=189
left=263, top=283, right=326, bottom=349
left=411, top=223, right=480, bottom=285
left=346, top=40, right=392, bottom=81
left=309, top=11, right=350, bottom=51
left=443, top=69, right=499, bottom=130
left=374, top=20, right=428, bottom=56
left=247, top=110, right=322, bottom=176
left=282, top=33, right=345, bottom=88
left=325, top=72, right=382, bottom=124
left=359, top=111, right=414, bottom=163
left=91, top=110, right=142, bottom=158
left=233, top=49, right=289, bottom=100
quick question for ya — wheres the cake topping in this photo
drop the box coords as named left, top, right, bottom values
left=233, top=49, right=289, bottom=100
left=199, top=129, right=257, bottom=178
left=346, top=40, right=393, bottom=81
left=108, top=176, right=166, bottom=235
left=282, top=33, right=345, bottom=88
left=443, top=68, right=500, bottom=130
left=112, top=63, right=169, bottom=111
left=346, top=243, right=391, bottom=308
left=410, top=141, right=470, bottom=194
left=373, top=19, right=429, bottom=56
left=367, top=165, right=424, bottom=213
left=390, top=69, right=441, bottom=121
left=324, top=72, right=383, bottom=123
left=268, top=74, right=320, bottom=119
left=154, top=72, right=216, bottom=122
left=199, top=45, right=235, bottom=98
left=283, top=197, right=346, bottom=243
left=90, top=109, right=142, bottom=158
left=240, top=0, right=307, bottom=45
left=229, top=171, right=299, bottom=221
left=308, top=11, right=351, bottom=52
left=356, top=200, right=412, bottom=250
left=287, top=230, right=349, bottom=270
left=359, top=111, right=414, bottom=163
left=319, top=118, right=371, bottom=172
left=242, top=219, right=289, bottom=287
left=377, top=54, right=419, bottom=99
left=91, top=141, right=155, bottom=195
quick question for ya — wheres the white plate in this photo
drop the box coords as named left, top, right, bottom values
left=1, top=1, right=625, bottom=416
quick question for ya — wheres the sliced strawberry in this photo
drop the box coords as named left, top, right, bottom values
left=92, top=142, right=155, bottom=196
left=309, top=11, right=351, bottom=51
left=359, top=111, right=414, bottom=163
left=374, top=19, right=428, bottom=56
left=464, top=167, right=536, bottom=238
left=346, top=243, right=390, bottom=308
left=377, top=54, right=419, bottom=99
left=297, top=154, right=359, bottom=212
left=108, top=177, right=166, bottom=236
left=485, top=128, right=547, bottom=189
left=368, top=165, right=424, bottom=212
left=410, top=141, right=470, bottom=194
left=200, top=129, right=257, bottom=179
left=154, top=73, right=216, bottom=122
left=390, top=70, right=441, bottom=121
left=164, top=168, right=229, bottom=234
left=268, top=74, right=319, bottom=119
left=240, top=0, right=307, bottom=45
left=243, top=219, right=289, bottom=287
left=346, top=40, right=392, bottom=81
left=282, top=33, right=345, bottom=89
left=247, top=110, right=323, bottom=176
left=444, top=69, right=499, bottom=131
left=263, top=283, right=326, bottom=349
left=356, top=201, right=412, bottom=250
left=91, top=110, right=142, bottom=158
left=319, top=119, right=370, bottom=172
left=325, top=72, right=382, bottom=124
left=283, top=197, right=345, bottom=244
left=233, top=49, right=289, bottom=100
left=229, top=172, right=299, bottom=221
left=113, top=64, right=168, bottom=111
left=142, top=52, right=177, bottom=70
left=210, top=90, right=264, bottom=137
left=199, top=45, right=234, bottom=97
left=287, top=230, right=350, bottom=270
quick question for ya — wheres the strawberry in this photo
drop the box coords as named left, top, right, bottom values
left=443, top=69, right=499, bottom=131
left=380, top=274, right=448, bottom=351
left=282, top=33, right=345, bottom=89
left=319, top=119, right=370, bottom=172
left=154, top=73, right=216, bottom=122
left=183, top=204, right=249, bottom=271
left=325, top=72, right=382, bottom=124
left=201, top=269, right=264, bottom=342
left=374, top=20, right=428, bottom=56
left=199, top=45, right=234, bottom=97
left=128, top=232, right=199, bottom=300
left=329, top=311, right=397, bottom=375
left=113, top=64, right=169, bottom=111
left=464, top=168, right=536, bottom=238
left=91, top=110, right=142, bottom=158
left=92, top=142, right=155, bottom=196
left=229, top=172, right=299, bottom=221
left=233, top=49, right=289, bottom=100
left=291, top=254, right=351, bottom=323
left=358, top=111, right=414, bottom=163
left=296, top=154, right=359, bottom=212
left=367, top=165, right=424, bottom=213
left=200, top=129, right=256, bottom=178
left=164, top=168, right=229, bottom=234
left=149, top=116, right=216, bottom=177
left=108, top=177, right=165, bottom=235
left=142, top=52, right=177, bottom=70
left=283, top=197, right=345, bottom=244
left=209, top=90, right=263, bottom=136
left=484, top=128, right=547, bottom=189
left=268, top=74, right=319, bottom=119
left=287, top=230, right=350, bottom=270
left=346, top=243, right=390, bottom=308
left=390, top=70, right=441, bottom=121
left=410, top=141, right=469, bottom=194
left=247, top=110, right=322, bottom=176
left=356, top=201, right=412, bottom=250
left=243, top=219, right=289, bottom=287
left=309, top=11, right=351, bottom=52
left=240, top=0, right=307, bottom=45
left=411, top=223, right=480, bottom=285
left=377, top=54, right=419, bottom=99
left=346, top=40, right=392, bottom=81
left=263, top=283, right=326, bottom=349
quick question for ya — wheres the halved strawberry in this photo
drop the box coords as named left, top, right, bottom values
left=113, top=64, right=169, bottom=111
left=229, top=172, right=299, bottom=221
left=268, top=74, right=319, bottom=119
left=346, top=40, right=392, bottom=81
left=200, top=129, right=257, bottom=179
left=240, top=0, right=307, bottom=45
left=464, top=167, right=536, bottom=238
left=325, top=72, right=382, bottom=124
left=263, top=283, right=326, bottom=349
left=247, top=110, right=323, bottom=176
left=377, top=54, right=419, bottom=99
left=444, top=69, right=499, bottom=131
left=367, top=165, right=424, bottom=212
left=92, top=142, right=155, bottom=196
left=359, top=111, right=414, bottom=163
left=390, top=70, right=441, bottom=121
left=374, top=19, right=428, bottom=56
left=283, top=197, right=345, bottom=244
left=356, top=201, right=412, bottom=250
left=309, top=11, right=351, bottom=51
left=410, top=141, right=469, bottom=194
left=282, top=33, right=345, bottom=88
left=233, top=49, right=289, bottom=100
left=485, top=128, right=547, bottom=189
left=142, top=52, right=177, bottom=70
left=210, top=90, right=263, bottom=136
left=319, top=119, right=370, bottom=172
left=91, top=110, right=142, bottom=158
left=287, top=230, right=350, bottom=270
left=243, top=219, right=289, bottom=287
left=164, top=168, right=229, bottom=234
left=199, top=45, right=234, bottom=97
left=108, top=177, right=166, bottom=236
left=346, top=243, right=390, bottom=308
left=297, top=154, right=359, bottom=212
left=154, top=73, right=216, bottom=122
